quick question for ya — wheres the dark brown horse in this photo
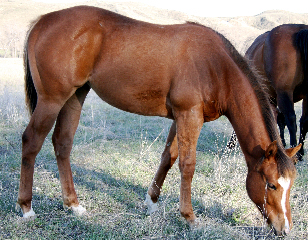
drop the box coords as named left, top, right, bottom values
left=18, top=6, right=300, bottom=236
left=245, top=24, right=308, bottom=160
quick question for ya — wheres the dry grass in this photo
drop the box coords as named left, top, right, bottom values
left=1, top=3, right=308, bottom=239
left=0, top=59, right=307, bottom=239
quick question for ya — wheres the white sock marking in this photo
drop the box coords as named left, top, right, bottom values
left=71, top=205, right=87, bottom=216
left=144, top=193, right=158, bottom=214
left=23, top=204, right=36, bottom=218
left=278, top=177, right=291, bottom=231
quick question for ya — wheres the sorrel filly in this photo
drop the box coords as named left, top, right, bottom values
left=245, top=24, right=308, bottom=160
left=19, top=6, right=300, bottom=235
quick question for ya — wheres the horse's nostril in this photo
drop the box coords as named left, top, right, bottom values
left=284, top=227, right=290, bottom=235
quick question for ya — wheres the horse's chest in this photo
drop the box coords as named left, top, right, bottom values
left=203, top=101, right=221, bottom=122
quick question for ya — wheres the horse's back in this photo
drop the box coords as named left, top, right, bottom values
left=27, top=6, right=232, bottom=119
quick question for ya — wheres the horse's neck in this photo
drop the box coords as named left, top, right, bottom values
left=227, top=81, right=272, bottom=167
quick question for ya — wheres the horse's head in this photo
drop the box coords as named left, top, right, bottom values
left=246, top=140, right=301, bottom=236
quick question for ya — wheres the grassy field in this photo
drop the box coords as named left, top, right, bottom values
left=0, top=58, right=307, bottom=239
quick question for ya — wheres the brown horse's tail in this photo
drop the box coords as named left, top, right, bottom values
left=24, top=29, right=37, bottom=115
left=295, top=29, right=308, bottom=89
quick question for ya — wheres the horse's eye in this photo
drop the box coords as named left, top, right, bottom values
left=267, top=183, right=277, bottom=190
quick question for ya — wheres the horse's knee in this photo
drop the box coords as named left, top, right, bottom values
left=179, top=160, right=196, bottom=177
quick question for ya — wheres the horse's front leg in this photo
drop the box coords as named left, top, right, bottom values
left=174, top=106, right=204, bottom=224
left=145, top=121, right=178, bottom=213
left=277, top=92, right=297, bottom=147
left=277, top=111, right=286, bottom=147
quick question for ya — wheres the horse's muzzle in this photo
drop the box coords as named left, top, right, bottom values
left=273, top=225, right=290, bottom=236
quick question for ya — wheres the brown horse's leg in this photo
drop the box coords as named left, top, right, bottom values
left=277, top=92, right=297, bottom=147
left=299, top=96, right=308, bottom=160
left=145, top=121, right=178, bottom=213
left=277, top=111, right=287, bottom=147
left=18, top=100, right=63, bottom=217
left=52, top=85, right=90, bottom=214
left=174, top=106, right=203, bottom=224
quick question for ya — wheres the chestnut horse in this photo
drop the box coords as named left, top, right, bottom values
left=245, top=24, right=308, bottom=160
left=18, top=6, right=300, bottom=236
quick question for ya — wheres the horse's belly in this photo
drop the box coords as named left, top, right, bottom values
left=90, top=84, right=172, bottom=118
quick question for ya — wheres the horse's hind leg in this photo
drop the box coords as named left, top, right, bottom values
left=52, top=85, right=90, bottom=214
left=299, top=96, right=308, bottom=160
left=18, top=100, right=63, bottom=217
left=145, top=121, right=178, bottom=213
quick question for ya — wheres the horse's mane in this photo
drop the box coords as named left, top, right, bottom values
left=215, top=31, right=296, bottom=178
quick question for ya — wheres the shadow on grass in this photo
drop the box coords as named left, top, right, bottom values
left=0, top=147, right=291, bottom=239
left=0, top=162, right=151, bottom=238
left=70, top=163, right=148, bottom=214
left=195, top=200, right=279, bottom=239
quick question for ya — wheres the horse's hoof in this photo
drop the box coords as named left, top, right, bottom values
left=189, top=218, right=203, bottom=230
left=71, top=205, right=87, bottom=216
left=144, top=193, right=158, bottom=214
left=64, top=204, right=87, bottom=216
left=17, top=203, right=36, bottom=219
left=23, top=208, right=36, bottom=218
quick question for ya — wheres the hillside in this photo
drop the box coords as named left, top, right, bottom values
left=1, top=0, right=308, bottom=55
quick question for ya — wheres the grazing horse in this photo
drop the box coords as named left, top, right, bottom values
left=18, top=6, right=300, bottom=236
left=245, top=24, right=308, bottom=160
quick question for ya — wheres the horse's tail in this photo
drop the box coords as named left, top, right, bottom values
left=295, top=29, right=308, bottom=90
left=24, top=24, right=38, bottom=116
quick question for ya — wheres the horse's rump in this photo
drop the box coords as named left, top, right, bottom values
left=294, top=29, right=308, bottom=90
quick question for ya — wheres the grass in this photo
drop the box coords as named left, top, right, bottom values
left=0, top=58, right=307, bottom=239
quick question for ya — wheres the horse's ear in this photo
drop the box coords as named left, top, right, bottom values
left=256, top=141, right=278, bottom=172
left=265, top=140, right=278, bottom=158
left=285, top=144, right=302, bottom=164
left=286, top=144, right=302, bottom=157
